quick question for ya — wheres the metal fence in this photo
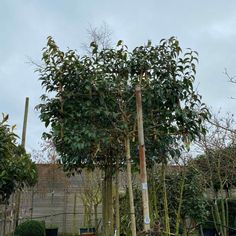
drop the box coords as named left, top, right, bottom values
left=0, top=190, right=102, bottom=236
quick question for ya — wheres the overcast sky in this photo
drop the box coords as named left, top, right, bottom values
left=1, top=0, right=236, bottom=153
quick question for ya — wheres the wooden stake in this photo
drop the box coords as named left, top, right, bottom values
left=21, top=97, right=29, bottom=148
left=135, top=85, right=151, bottom=232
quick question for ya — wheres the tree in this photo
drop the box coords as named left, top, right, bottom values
left=36, top=36, right=209, bottom=235
left=193, top=113, right=236, bottom=236
left=78, top=169, right=102, bottom=235
left=120, top=163, right=208, bottom=235
left=0, top=114, right=37, bottom=203
left=82, top=22, right=113, bottom=54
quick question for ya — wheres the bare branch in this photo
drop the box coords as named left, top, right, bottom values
left=207, top=119, right=236, bottom=134
left=224, top=68, right=236, bottom=83
left=26, top=56, right=44, bottom=69
left=81, top=22, right=113, bottom=55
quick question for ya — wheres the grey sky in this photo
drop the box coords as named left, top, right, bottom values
left=1, top=0, right=236, bottom=152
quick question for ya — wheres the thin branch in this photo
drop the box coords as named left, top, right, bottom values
left=207, top=119, right=236, bottom=134
left=224, top=68, right=236, bottom=83
left=26, top=56, right=44, bottom=69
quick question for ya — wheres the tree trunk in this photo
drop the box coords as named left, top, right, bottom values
left=175, top=174, right=185, bottom=236
left=115, top=156, right=120, bottom=236
left=107, top=165, right=113, bottom=236
left=14, top=191, right=21, bottom=229
left=162, top=164, right=170, bottom=236
left=102, top=165, right=113, bottom=236
left=94, top=203, right=99, bottom=236
left=150, top=165, right=159, bottom=222
left=125, top=136, right=137, bottom=236
left=102, top=174, right=107, bottom=235
left=3, top=203, right=7, bottom=236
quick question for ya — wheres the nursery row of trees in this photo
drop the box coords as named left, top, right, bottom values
left=78, top=114, right=236, bottom=236
left=1, top=24, right=236, bottom=236
left=36, top=35, right=210, bottom=236
left=120, top=115, right=236, bottom=235
left=1, top=34, right=236, bottom=236
left=2, top=33, right=236, bottom=236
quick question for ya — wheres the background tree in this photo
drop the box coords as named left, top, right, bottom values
left=0, top=114, right=37, bottom=203
left=78, top=169, right=102, bottom=235
left=82, top=22, right=113, bottom=54
left=193, top=113, right=236, bottom=236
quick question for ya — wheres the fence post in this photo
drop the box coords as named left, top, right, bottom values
left=14, top=97, right=29, bottom=229
left=63, top=189, right=68, bottom=235
left=73, top=192, right=77, bottom=236
left=3, top=203, right=7, bottom=236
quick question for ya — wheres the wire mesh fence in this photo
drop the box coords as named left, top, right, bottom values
left=0, top=164, right=105, bottom=236
left=0, top=212, right=101, bottom=236
left=0, top=189, right=102, bottom=236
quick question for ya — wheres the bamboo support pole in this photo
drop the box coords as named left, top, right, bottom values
left=135, top=85, right=151, bottom=232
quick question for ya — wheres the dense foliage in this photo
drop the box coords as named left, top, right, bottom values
left=36, top=36, right=209, bottom=172
left=163, top=167, right=207, bottom=227
left=14, top=220, right=45, bottom=236
left=120, top=166, right=208, bottom=234
left=0, top=114, right=37, bottom=203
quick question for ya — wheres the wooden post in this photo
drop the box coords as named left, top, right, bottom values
left=15, top=97, right=29, bottom=228
left=30, top=188, right=34, bottom=219
left=63, top=189, right=68, bottom=235
left=21, top=97, right=29, bottom=147
left=135, top=85, right=151, bottom=232
left=73, top=193, right=77, bottom=236
left=3, top=203, right=7, bottom=236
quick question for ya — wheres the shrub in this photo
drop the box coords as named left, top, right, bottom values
left=14, top=220, right=45, bottom=236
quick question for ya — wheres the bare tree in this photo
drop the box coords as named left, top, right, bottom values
left=194, top=112, right=236, bottom=236
left=81, top=22, right=113, bottom=54
left=78, top=170, right=102, bottom=236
